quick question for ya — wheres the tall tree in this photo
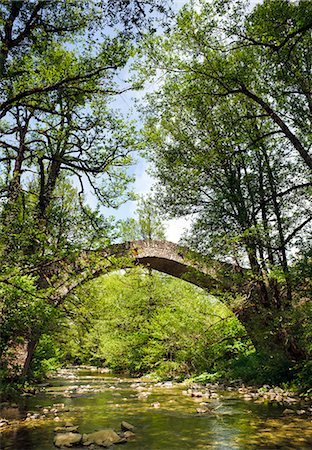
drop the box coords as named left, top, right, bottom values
left=120, top=195, right=166, bottom=241
left=0, top=0, right=172, bottom=378
left=138, top=0, right=312, bottom=362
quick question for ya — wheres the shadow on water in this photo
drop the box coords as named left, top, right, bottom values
left=1, top=368, right=312, bottom=449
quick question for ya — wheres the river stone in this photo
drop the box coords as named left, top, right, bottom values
left=0, top=419, right=9, bottom=427
left=53, top=403, right=65, bottom=409
left=196, top=407, right=209, bottom=414
left=283, top=408, right=294, bottom=414
left=123, top=431, right=136, bottom=440
left=191, top=391, right=203, bottom=397
left=121, top=421, right=135, bottom=432
left=151, top=402, right=160, bottom=408
left=210, top=393, right=219, bottom=399
left=82, top=429, right=124, bottom=447
left=54, top=432, right=82, bottom=447
left=162, top=381, right=173, bottom=388
left=54, top=426, right=79, bottom=433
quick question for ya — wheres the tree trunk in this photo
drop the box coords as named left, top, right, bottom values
left=235, top=289, right=305, bottom=363
left=21, top=338, right=38, bottom=378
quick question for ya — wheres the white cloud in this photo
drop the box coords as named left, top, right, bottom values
left=165, top=216, right=192, bottom=243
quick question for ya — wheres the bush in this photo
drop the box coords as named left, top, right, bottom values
left=29, top=334, right=63, bottom=381
left=292, top=360, right=312, bottom=392
left=228, top=350, right=293, bottom=385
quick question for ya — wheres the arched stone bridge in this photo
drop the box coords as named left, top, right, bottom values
left=18, top=242, right=297, bottom=376
left=44, top=240, right=245, bottom=304
left=116, top=240, right=241, bottom=291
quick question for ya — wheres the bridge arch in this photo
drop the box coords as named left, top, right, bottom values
left=16, top=240, right=298, bottom=376
left=116, top=240, right=240, bottom=292
left=46, top=239, right=245, bottom=313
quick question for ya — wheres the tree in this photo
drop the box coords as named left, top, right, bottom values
left=0, top=0, right=172, bottom=226
left=0, top=0, right=172, bottom=379
left=119, top=195, right=166, bottom=241
left=138, top=0, right=312, bottom=362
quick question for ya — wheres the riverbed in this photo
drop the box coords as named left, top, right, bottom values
left=1, top=368, right=312, bottom=449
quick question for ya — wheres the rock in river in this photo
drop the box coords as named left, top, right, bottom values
left=123, top=431, right=136, bottom=440
left=54, top=432, right=82, bottom=447
left=54, top=426, right=79, bottom=433
left=121, top=421, right=135, bottom=432
left=82, top=429, right=125, bottom=447
left=0, top=419, right=9, bottom=428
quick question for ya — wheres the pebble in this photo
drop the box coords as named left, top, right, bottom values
left=151, top=402, right=161, bottom=408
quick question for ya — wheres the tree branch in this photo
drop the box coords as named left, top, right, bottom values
left=240, top=85, right=312, bottom=170
left=0, top=65, right=118, bottom=118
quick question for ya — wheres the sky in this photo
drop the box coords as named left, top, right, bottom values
left=98, top=0, right=197, bottom=243
left=104, top=89, right=192, bottom=243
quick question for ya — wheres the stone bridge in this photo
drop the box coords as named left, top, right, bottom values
left=116, top=240, right=240, bottom=291
left=19, top=240, right=247, bottom=375
left=14, top=241, right=297, bottom=377
left=45, top=240, right=245, bottom=304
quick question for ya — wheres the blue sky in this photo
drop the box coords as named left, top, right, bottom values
left=101, top=71, right=193, bottom=243
left=91, top=0, right=192, bottom=243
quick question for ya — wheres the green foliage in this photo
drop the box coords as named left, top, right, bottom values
left=190, top=371, right=223, bottom=384
left=0, top=275, right=56, bottom=357
left=228, top=351, right=293, bottom=385
left=119, top=195, right=166, bottom=241
left=54, top=269, right=251, bottom=380
left=292, top=360, right=312, bottom=393
left=29, top=335, right=63, bottom=381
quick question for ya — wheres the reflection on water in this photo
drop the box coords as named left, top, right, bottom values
left=1, top=368, right=312, bottom=449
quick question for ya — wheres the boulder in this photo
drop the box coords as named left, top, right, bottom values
left=54, top=432, right=82, bottom=447
left=121, top=421, right=135, bottom=432
left=123, top=431, right=136, bottom=440
left=82, top=429, right=125, bottom=447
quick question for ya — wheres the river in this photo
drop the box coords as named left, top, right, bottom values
left=1, top=367, right=312, bottom=449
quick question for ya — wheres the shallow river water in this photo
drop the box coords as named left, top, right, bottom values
left=1, top=368, right=312, bottom=449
